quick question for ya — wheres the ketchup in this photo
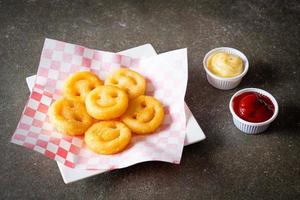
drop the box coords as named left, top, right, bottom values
left=232, top=92, right=274, bottom=123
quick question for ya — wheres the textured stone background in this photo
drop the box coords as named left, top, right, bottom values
left=0, top=0, right=299, bottom=199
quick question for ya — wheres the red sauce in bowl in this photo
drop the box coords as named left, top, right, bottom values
left=232, top=92, right=274, bottom=123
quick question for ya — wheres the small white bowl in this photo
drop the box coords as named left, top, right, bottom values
left=203, top=47, right=249, bottom=90
left=229, top=88, right=279, bottom=134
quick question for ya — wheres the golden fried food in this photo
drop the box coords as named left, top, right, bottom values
left=121, top=95, right=164, bottom=135
left=84, top=121, right=132, bottom=154
left=105, top=68, right=146, bottom=99
left=48, top=98, right=93, bottom=136
left=64, top=71, right=103, bottom=102
left=85, top=85, right=129, bottom=120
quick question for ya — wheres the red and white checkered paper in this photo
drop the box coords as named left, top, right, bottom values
left=11, top=38, right=188, bottom=170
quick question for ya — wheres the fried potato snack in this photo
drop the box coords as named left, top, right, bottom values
left=84, top=121, right=132, bottom=154
left=48, top=98, right=93, bottom=136
left=121, top=95, right=164, bottom=135
left=64, top=71, right=103, bottom=102
left=105, top=68, right=146, bottom=99
left=85, top=85, right=129, bottom=120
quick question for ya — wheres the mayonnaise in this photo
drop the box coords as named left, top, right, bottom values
left=207, top=52, right=243, bottom=78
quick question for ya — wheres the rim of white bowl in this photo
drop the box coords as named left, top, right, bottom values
left=229, top=88, right=279, bottom=126
left=203, top=47, right=249, bottom=81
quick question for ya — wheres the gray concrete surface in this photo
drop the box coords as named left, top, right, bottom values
left=0, top=0, right=299, bottom=199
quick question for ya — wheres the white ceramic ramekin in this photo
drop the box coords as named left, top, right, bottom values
left=229, top=88, right=279, bottom=134
left=203, top=47, right=249, bottom=90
